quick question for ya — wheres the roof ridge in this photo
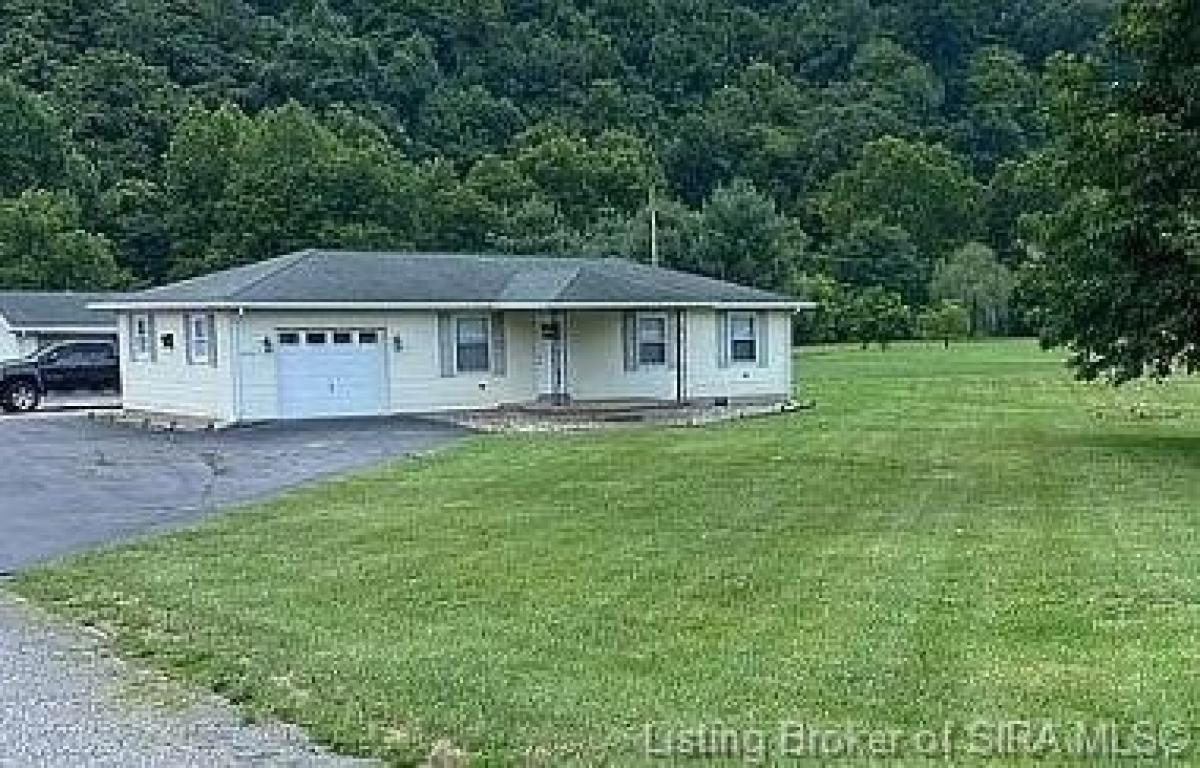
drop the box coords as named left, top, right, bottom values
left=571, top=258, right=701, bottom=302
left=226, top=250, right=315, bottom=301
left=551, top=262, right=600, bottom=302
left=608, top=258, right=793, bottom=301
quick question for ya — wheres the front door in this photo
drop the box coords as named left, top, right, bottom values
left=534, top=314, right=566, bottom=402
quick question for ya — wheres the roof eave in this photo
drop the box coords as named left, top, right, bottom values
left=92, top=300, right=814, bottom=312
left=7, top=324, right=119, bottom=333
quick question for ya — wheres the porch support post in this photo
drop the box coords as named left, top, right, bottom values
left=675, top=308, right=685, bottom=404
left=556, top=310, right=569, bottom=405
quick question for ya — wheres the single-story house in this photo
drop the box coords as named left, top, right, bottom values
left=92, top=251, right=812, bottom=423
left=0, top=292, right=118, bottom=360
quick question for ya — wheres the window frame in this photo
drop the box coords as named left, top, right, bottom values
left=728, top=311, right=759, bottom=365
left=636, top=312, right=669, bottom=367
left=454, top=315, right=491, bottom=374
left=131, top=313, right=152, bottom=362
left=186, top=314, right=212, bottom=365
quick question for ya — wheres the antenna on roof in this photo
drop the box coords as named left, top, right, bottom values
left=649, top=186, right=659, bottom=268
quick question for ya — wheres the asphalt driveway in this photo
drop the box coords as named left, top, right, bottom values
left=0, top=412, right=465, bottom=573
left=0, top=413, right=464, bottom=766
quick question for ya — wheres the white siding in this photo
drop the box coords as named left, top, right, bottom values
left=117, top=307, right=793, bottom=422
left=683, top=309, right=793, bottom=401
left=567, top=309, right=792, bottom=403
left=234, top=310, right=538, bottom=420
left=118, top=311, right=236, bottom=421
left=567, top=311, right=678, bottom=400
left=0, top=316, right=17, bottom=360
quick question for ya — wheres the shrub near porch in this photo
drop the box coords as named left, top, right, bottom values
left=15, top=340, right=1200, bottom=764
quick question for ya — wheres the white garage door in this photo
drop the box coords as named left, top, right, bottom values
left=276, top=329, right=387, bottom=419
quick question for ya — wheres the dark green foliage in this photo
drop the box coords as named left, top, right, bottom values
left=1033, top=0, right=1200, bottom=381
left=0, top=77, right=79, bottom=198
left=0, top=190, right=129, bottom=289
left=821, top=217, right=927, bottom=305
left=818, top=136, right=984, bottom=262
left=0, top=0, right=1115, bottom=307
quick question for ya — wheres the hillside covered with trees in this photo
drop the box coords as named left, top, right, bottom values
left=0, top=0, right=1116, bottom=341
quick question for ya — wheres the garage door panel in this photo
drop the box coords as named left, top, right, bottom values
left=276, top=329, right=387, bottom=419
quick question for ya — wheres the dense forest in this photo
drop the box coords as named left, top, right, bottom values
left=0, top=0, right=1117, bottom=341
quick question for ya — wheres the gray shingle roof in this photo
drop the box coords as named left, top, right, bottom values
left=101, top=251, right=803, bottom=307
left=0, top=292, right=118, bottom=329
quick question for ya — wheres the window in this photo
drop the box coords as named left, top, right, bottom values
left=358, top=331, right=379, bottom=345
left=333, top=331, right=353, bottom=345
left=305, top=332, right=327, bottom=345
left=729, top=312, right=758, bottom=363
left=637, top=314, right=668, bottom=366
left=187, top=314, right=212, bottom=364
left=278, top=332, right=300, bottom=346
left=132, top=314, right=152, bottom=361
left=455, top=316, right=490, bottom=373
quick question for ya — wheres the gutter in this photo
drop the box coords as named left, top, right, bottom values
left=89, top=300, right=818, bottom=312
left=9, top=325, right=119, bottom=334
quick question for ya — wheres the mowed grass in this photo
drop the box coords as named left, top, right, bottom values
left=14, top=339, right=1200, bottom=765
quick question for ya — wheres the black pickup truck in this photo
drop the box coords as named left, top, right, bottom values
left=0, top=341, right=120, bottom=412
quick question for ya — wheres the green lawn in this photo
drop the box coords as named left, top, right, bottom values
left=14, top=340, right=1200, bottom=765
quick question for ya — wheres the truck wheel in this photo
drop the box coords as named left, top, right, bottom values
left=3, top=380, right=40, bottom=413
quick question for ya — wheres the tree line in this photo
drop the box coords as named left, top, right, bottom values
left=0, top=0, right=1117, bottom=347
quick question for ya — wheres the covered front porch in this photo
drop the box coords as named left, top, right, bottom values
left=528, top=309, right=688, bottom=406
left=520, top=306, right=788, bottom=408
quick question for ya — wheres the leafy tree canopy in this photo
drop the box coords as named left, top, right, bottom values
left=1032, top=0, right=1200, bottom=381
left=0, top=0, right=1116, bottom=318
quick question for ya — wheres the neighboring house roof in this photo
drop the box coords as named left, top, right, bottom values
left=0, top=291, right=118, bottom=331
left=93, top=251, right=812, bottom=310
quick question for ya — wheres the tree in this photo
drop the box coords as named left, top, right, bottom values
left=692, top=179, right=806, bottom=291
left=161, top=102, right=419, bottom=277
left=0, top=77, right=78, bottom=198
left=416, top=84, right=525, bottom=163
left=847, top=286, right=912, bottom=350
left=957, top=46, right=1042, bottom=170
left=49, top=49, right=186, bottom=186
left=514, top=128, right=657, bottom=230
left=849, top=38, right=944, bottom=122
left=931, top=242, right=1015, bottom=336
left=0, top=0, right=1118, bottom=291
left=983, top=151, right=1068, bottom=264
left=819, top=136, right=984, bottom=262
left=1032, top=0, right=1200, bottom=381
left=0, top=190, right=129, bottom=290
left=822, top=217, right=927, bottom=304
left=918, top=300, right=972, bottom=348
left=788, top=273, right=853, bottom=344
